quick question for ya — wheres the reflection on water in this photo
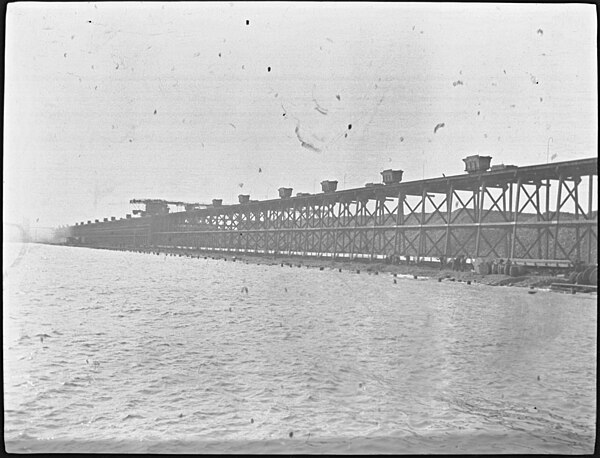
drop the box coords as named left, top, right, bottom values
left=3, top=243, right=596, bottom=453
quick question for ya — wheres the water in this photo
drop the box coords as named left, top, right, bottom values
left=3, top=243, right=596, bottom=453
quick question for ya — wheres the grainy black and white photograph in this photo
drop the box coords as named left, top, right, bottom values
left=3, top=1, right=597, bottom=454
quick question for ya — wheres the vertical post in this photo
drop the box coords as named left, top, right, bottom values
left=473, top=188, right=479, bottom=223
left=268, top=208, right=273, bottom=254
left=304, top=204, right=310, bottom=256
left=553, top=176, right=563, bottom=259
left=350, top=199, right=359, bottom=259
left=370, top=198, right=379, bottom=261
left=290, top=204, right=296, bottom=254
left=509, top=182, right=513, bottom=220
left=444, top=186, right=453, bottom=257
left=394, top=191, right=405, bottom=259
left=254, top=209, right=260, bottom=254
left=588, top=174, right=594, bottom=264
left=263, top=209, right=268, bottom=254
left=507, top=182, right=513, bottom=258
left=148, top=215, right=155, bottom=247
left=502, top=185, right=510, bottom=257
left=285, top=210, right=291, bottom=256
left=417, top=187, right=427, bottom=261
left=283, top=205, right=288, bottom=255
left=545, top=178, right=550, bottom=259
left=310, top=203, right=315, bottom=255
left=299, top=204, right=304, bottom=254
left=223, top=213, right=228, bottom=252
left=510, top=179, right=522, bottom=259
left=244, top=210, right=250, bottom=253
left=235, top=211, right=240, bottom=252
left=475, top=181, right=485, bottom=257
left=275, top=205, right=281, bottom=256
left=357, top=199, right=365, bottom=257
left=535, top=182, right=542, bottom=259
left=318, top=202, right=324, bottom=257
left=332, top=202, right=338, bottom=260
left=297, top=206, right=302, bottom=255
left=574, top=177, right=581, bottom=262
left=280, top=206, right=285, bottom=254
left=471, top=187, right=479, bottom=258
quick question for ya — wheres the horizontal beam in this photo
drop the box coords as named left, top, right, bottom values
left=511, top=259, right=573, bottom=267
left=74, top=226, right=150, bottom=233
left=71, top=157, right=596, bottom=227
left=154, top=157, right=599, bottom=218
left=154, top=218, right=597, bottom=235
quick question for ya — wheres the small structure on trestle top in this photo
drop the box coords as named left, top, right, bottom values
left=145, top=201, right=170, bottom=215
left=111, top=217, right=116, bottom=221
left=463, top=155, right=492, bottom=174
left=184, top=204, right=202, bottom=212
left=321, top=180, right=338, bottom=193
left=238, top=194, right=250, bottom=204
left=126, top=214, right=132, bottom=219
left=490, top=163, right=517, bottom=171
left=103, top=218, right=108, bottom=222
left=212, top=199, right=223, bottom=207
left=278, top=187, right=293, bottom=198
left=365, top=182, right=385, bottom=188
left=380, top=169, right=404, bottom=185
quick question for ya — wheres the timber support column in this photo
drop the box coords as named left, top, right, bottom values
left=574, top=176, right=581, bottom=262
left=244, top=210, right=250, bottom=254
left=553, top=175, right=564, bottom=259
left=444, top=185, right=453, bottom=257
left=275, top=204, right=283, bottom=256
left=417, top=187, right=427, bottom=262
left=318, top=203, right=324, bottom=258
left=394, top=191, right=405, bottom=260
left=475, top=180, right=485, bottom=258
left=535, top=182, right=542, bottom=259
left=502, top=184, right=510, bottom=257
left=332, top=203, right=338, bottom=260
left=254, top=209, right=260, bottom=254
left=507, top=181, right=513, bottom=255
left=370, top=198, right=379, bottom=261
left=305, top=203, right=311, bottom=256
left=545, top=178, right=550, bottom=258
left=510, top=178, right=522, bottom=259
left=588, top=174, right=594, bottom=263
left=350, top=199, right=359, bottom=260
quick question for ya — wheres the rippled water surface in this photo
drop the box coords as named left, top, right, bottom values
left=3, top=243, right=596, bottom=453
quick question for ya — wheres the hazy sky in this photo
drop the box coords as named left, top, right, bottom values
left=4, top=2, right=597, bottom=227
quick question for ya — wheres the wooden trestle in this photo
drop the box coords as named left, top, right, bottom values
left=70, top=157, right=598, bottom=264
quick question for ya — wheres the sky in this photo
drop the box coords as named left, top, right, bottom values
left=4, top=2, right=597, bottom=228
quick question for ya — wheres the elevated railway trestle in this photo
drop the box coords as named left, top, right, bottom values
left=71, top=157, right=598, bottom=266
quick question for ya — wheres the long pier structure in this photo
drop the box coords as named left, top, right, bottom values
left=65, top=156, right=598, bottom=266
